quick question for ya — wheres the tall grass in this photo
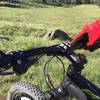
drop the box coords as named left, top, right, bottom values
left=0, top=4, right=100, bottom=95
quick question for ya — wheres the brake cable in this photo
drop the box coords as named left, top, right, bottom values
left=43, top=56, right=65, bottom=90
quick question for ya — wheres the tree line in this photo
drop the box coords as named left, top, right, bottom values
left=0, top=0, right=100, bottom=6
left=42, top=0, right=100, bottom=5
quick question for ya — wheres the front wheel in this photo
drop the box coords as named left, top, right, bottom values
left=7, top=81, right=46, bottom=100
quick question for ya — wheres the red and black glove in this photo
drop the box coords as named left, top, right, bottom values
left=71, top=19, right=100, bottom=51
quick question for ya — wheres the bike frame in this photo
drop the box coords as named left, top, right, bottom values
left=1, top=42, right=99, bottom=100
left=45, top=63, right=100, bottom=100
left=67, top=67, right=100, bottom=100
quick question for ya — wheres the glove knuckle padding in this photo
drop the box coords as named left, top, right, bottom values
left=71, top=19, right=100, bottom=50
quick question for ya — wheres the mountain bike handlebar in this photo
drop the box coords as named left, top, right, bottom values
left=1, top=40, right=100, bottom=75
left=0, top=43, right=88, bottom=75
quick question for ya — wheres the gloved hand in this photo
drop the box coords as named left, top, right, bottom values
left=71, top=19, right=100, bottom=51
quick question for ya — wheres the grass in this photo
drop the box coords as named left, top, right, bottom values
left=0, top=4, right=100, bottom=95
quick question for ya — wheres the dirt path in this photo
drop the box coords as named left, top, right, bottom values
left=0, top=94, right=6, bottom=100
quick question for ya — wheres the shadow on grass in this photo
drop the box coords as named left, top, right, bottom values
left=0, top=1, right=30, bottom=8
left=0, top=1, right=77, bottom=9
left=0, top=1, right=50, bottom=8
left=0, top=4, right=26, bottom=8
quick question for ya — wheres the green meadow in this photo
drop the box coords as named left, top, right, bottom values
left=0, top=4, right=100, bottom=95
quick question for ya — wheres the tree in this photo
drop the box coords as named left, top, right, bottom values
left=98, top=0, right=100, bottom=6
left=76, top=0, right=81, bottom=4
left=65, top=0, right=71, bottom=4
left=58, top=0, right=63, bottom=6
left=42, top=0, right=47, bottom=4
left=85, top=0, right=91, bottom=4
left=52, top=0, right=57, bottom=5
left=52, top=0, right=57, bottom=3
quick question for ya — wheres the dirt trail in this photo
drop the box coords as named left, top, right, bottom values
left=0, top=94, right=6, bottom=100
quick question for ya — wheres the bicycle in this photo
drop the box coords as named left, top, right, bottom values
left=0, top=36, right=100, bottom=100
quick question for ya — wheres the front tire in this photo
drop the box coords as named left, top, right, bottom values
left=7, top=81, right=45, bottom=100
